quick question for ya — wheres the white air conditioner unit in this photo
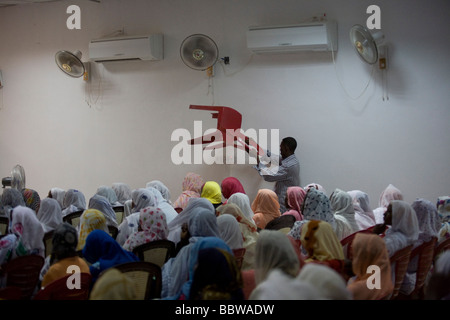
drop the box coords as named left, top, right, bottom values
left=88, top=34, right=163, bottom=62
left=247, top=21, right=337, bottom=54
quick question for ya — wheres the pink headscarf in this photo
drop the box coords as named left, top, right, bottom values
left=221, top=177, right=246, bottom=200
left=173, top=172, right=204, bottom=210
left=283, top=186, right=306, bottom=221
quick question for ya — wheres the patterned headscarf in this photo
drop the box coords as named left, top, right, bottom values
left=173, top=172, right=204, bottom=210
left=288, top=188, right=336, bottom=241
left=437, top=196, right=450, bottom=242
left=411, top=198, right=441, bottom=245
left=122, top=206, right=169, bottom=252
left=77, top=209, right=108, bottom=251
left=22, top=188, right=41, bottom=213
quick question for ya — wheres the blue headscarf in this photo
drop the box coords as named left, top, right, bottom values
left=167, top=236, right=231, bottom=300
left=82, top=229, right=139, bottom=282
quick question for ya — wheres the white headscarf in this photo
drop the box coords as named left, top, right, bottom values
left=330, top=188, right=360, bottom=239
left=250, top=269, right=321, bottom=300
left=112, top=182, right=132, bottom=205
left=296, top=263, right=352, bottom=300
left=437, top=196, right=450, bottom=243
left=167, top=198, right=215, bottom=245
left=49, top=187, right=66, bottom=209
left=96, top=186, right=120, bottom=206
left=37, top=198, right=63, bottom=233
left=384, top=200, right=419, bottom=256
left=373, top=184, right=403, bottom=224
left=227, top=192, right=255, bottom=224
left=412, top=198, right=441, bottom=246
left=62, top=189, right=86, bottom=216
left=217, top=214, right=244, bottom=250
left=146, top=180, right=172, bottom=204
left=88, top=194, right=118, bottom=228
left=347, top=190, right=376, bottom=230
left=254, top=230, right=299, bottom=285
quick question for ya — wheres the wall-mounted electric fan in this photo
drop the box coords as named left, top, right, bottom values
left=349, top=24, right=385, bottom=65
left=180, top=34, right=219, bottom=71
left=349, top=24, right=388, bottom=100
left=55, top=50, right=86, bottom=78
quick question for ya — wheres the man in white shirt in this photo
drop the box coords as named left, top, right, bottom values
left=247, top=137, right=300, bottom=213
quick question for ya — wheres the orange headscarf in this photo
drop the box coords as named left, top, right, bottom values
left=251, top=189, right=280, bottom=229
left=347, top=233, right=394, bottom=300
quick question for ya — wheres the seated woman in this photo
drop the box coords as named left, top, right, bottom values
left=41, top=222, right=90, bottom=288
left=200, top=181, right=223, bottom=210
left=282, top=186, right=306, bottom=221
left=220, top=177, right=246, bottom=204
left=62, top=189, right=86, bottom=217
left=251, top=189, right=281, bottom=230
left=122, top=206, right=169, bottom=252
left=244, top=229, right=300, bottom=299
left=76, top=209, right=109, bottom=251
left=161, top=208, right=220, bottom=299
left=0, top=206, right=45, bottom=265
left=347, top=233, right=393, bottom=300
left=172, top=172, right=204, bottom=213
left=189, top=247, right=243, bottom=300
left=82, top=229, right=139, bottom=284
left=300, top=220, right=348, bottom=279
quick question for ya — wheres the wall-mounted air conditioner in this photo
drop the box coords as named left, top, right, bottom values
left=247, top=21, right=337, bottom=54
left=88, top=34, right=163, bottom=62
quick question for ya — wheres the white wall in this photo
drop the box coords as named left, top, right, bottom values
left=0, top=0, right=449, bottom=207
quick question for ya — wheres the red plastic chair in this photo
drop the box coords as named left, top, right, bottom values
left=434, top=237, right=450, bottom=262
left=232, top=248, right=246, bottom=270
left=2, top=255, right=45, bottom=300
left=340, top=226, right=375, bottom=259
left=389, top=245, right=413, bottom=300
left=402, top=237, right=437, bottom=299
left=33, top=273, right=92, bottom=300
left=188, top=105, right=264, bottom=156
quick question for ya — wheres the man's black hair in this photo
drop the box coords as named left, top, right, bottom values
left=281, top=137, right=297, bottom=152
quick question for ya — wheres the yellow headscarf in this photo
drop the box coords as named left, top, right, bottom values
left=76, top=209, right=107, bottom=251
left=200, top=181, right=222, bottom=205
left=90, top=268, right=138, bottom=300
left=300, top=220, right=345, bottom=262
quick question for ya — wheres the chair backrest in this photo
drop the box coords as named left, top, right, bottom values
left=43, top=230, right=55, bottom=258
left=408, top=237, right=437, bottom=298
left=108, top=225, right=119, bottom=240
left=132, top=239, right=175, bottom=268
left=3, top=255, right=45, bottom=300
left=62, top=210, right=84, bottom=228
left=340, top=226, right=375, bottom=259
left=113, top=261, right=162, bottom=299
left=0, top=216, right=9, bottom=235
left=434, top=237, right=450, bottom=262
left=113, top=206, right=125, bottom=225
left=33, top=273, right=92, bottom=300
left=232, top=248, right=246, bottom=270
left=389, top=244, right=413, bottom=300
